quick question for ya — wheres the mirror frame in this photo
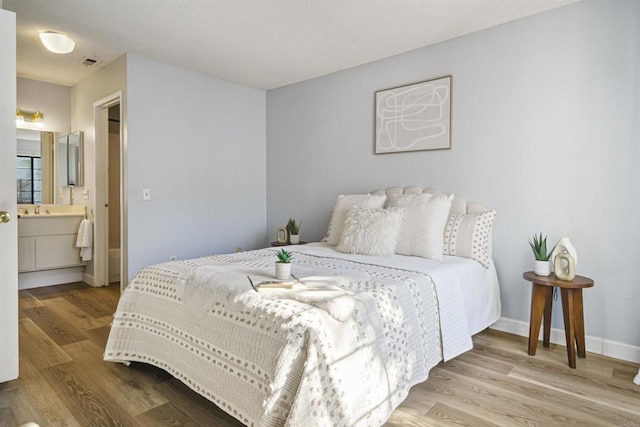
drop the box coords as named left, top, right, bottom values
left=58, top=131, right=84, bottom=187
left=58, top=133, right=68, bottom=188
left=16, top=128, right=54, bottom=204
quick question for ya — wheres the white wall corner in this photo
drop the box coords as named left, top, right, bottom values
left=82, top=272, right=96, bottom=287
left=490, top=317, right=638, bottom=364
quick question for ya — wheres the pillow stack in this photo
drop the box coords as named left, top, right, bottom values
left=325, top=191, right=496, bottom=267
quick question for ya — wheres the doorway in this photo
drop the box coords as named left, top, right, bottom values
left=93, top=91, right=126, bottom=290
left=107, top=104, right=121, bottom=284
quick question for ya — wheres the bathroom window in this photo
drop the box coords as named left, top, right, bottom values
left=17, top=156, right=42, bottom=204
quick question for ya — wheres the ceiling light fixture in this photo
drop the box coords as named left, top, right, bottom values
left=39, top=31, right=75, bottom=54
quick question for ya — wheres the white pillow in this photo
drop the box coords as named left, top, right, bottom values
left=386, top=192, right=453, bottom=260
left=336, top=206, right=403, bottom=256
left=325, top=194, right=387, bottom=246
left=443, top=210, right=496, bottom=268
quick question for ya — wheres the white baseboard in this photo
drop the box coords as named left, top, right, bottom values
left=18, top=267, right=84, bottom=290
left=491, top=317, right=640, bottom=364
left=81, top=273, right=118, bottom=288
left=82, top=272, right=96, bottom=287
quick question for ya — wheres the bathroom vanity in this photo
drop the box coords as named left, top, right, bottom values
left=17, top=205, right=86, bottom=288
left=16, top=128, right=87, bottom=289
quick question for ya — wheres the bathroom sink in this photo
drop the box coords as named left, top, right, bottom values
left=18, top=204, right=86, bottom=217
left=19, top=212, right=84, bottom=218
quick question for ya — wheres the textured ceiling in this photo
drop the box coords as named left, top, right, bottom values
left=4, top=0, right=580, bottom=90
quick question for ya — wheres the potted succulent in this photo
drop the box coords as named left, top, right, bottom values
left=275, top=249, right=293, bottom=280
left=528, top=233, right=555, bottom=276
left=286, top=218, right=301, bottom=244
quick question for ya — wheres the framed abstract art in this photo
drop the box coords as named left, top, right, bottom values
left=375, top=76, right=451, bottom=154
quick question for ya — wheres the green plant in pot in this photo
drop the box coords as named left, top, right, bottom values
left=529, top=233, right=556, bottom=276
left=275, top=249, right=293, bottom=280
left=286, top=218, right=301, bottom=244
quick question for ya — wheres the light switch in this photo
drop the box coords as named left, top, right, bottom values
left=143, top=188, right=151, bottom=200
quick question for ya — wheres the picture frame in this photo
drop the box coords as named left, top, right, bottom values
left=375, top=76, right=451, bottom=154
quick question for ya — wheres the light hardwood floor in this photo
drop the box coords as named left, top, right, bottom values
left=1, top=281, right=638, bottom=426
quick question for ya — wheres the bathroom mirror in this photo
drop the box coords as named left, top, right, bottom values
left=68, top=131, right=83, bottom=186
left=58, top=131, right=84, bottom=187
left=58, top=134, right=68, bottom=188
left=17, top=128, right=54, bottom=204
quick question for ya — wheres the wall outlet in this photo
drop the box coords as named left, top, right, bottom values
left=169, top=255, right=177, bottom=261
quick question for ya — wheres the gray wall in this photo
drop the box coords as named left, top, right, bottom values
left=18, top=77, right=70, bottom=134
left=267, top=1, right=640, bottom=346
left=71, top=55, right=127, bottom=277
left=127, top=55, right=266, bottom=280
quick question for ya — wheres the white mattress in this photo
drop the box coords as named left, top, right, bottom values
left=105, top=243, right=500, bottom=426
left=302, top=243, right=501, bottom=336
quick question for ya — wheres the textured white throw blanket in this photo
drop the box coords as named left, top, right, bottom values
left=183, top=265, right=357, bottom=321
left=105, top=246, right=473, bottom=426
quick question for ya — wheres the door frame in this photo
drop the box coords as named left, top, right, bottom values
left=93, top=91, right=127, bottom=289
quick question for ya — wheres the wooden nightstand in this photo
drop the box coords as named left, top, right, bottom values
left=523, top=271, right=594, bottom=368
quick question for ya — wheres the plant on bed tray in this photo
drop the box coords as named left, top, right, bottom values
left=286, top=218, right=301, bottom=244
left=275, top=249, right=293, bottom=280
left=529, top=233, right=556, bottom=276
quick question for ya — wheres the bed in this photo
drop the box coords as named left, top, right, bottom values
left=104, top=187, right=501, bottom=426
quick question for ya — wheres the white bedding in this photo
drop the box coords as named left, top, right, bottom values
left=104, top=243, right=500, bottom=426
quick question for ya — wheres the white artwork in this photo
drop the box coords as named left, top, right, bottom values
left=375, top=76, right=451, bottom=154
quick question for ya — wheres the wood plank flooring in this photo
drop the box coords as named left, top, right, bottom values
left=1, top=281, right=638, bottom=426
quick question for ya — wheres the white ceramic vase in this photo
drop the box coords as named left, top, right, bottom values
left=534, top=260, right=551, bottom=276
left=276, top=227, right=288, bottom=244
left=551, top=237, right=578, bottom=267
left=554, top=253, right=576, bottom=281
left=289, top=234, right=300, bottom=244
left=275, top=262, right=291, bottom=280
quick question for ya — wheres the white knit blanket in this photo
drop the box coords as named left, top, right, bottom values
left=105, top=246, right=473, bottom=426
left=183, top=265, right=358, bottom=321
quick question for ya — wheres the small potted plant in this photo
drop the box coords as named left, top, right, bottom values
left=528, top=233, right=555, bottom=276
left=286, top=218, right=301, bottom=244
left=275, top=249, right=293, bottom=280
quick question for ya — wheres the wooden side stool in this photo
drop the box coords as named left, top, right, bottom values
left=523, top=271, right=594, bottom=368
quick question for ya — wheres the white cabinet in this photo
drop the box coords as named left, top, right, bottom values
left=18, top=215, right=85, bottom=272
left=17, top=237, right=35, bottom=272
